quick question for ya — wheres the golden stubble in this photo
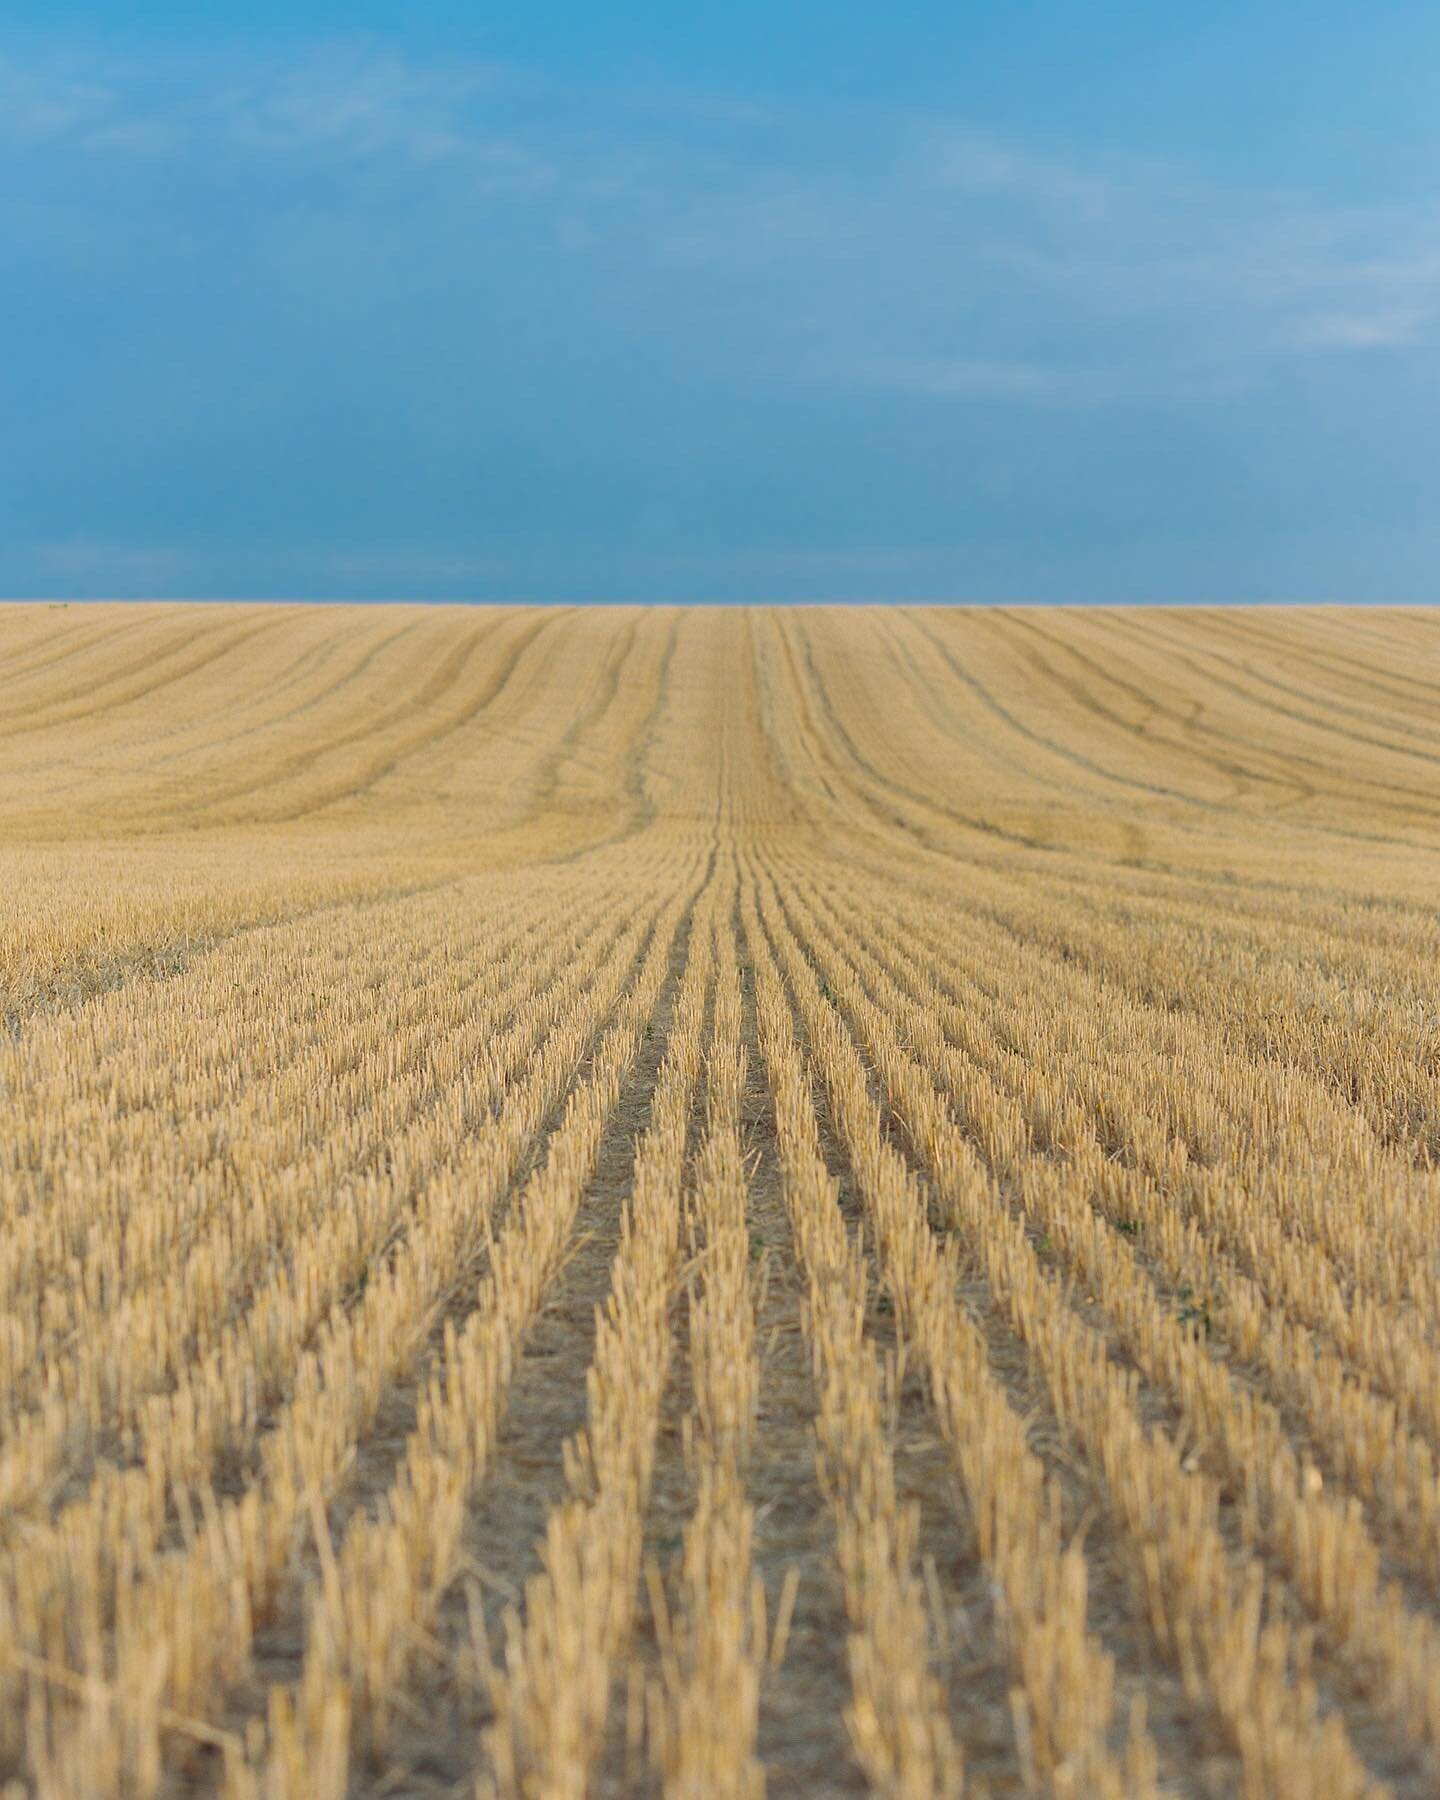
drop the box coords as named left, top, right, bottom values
left=2, top=603, right=1439, bottom=1798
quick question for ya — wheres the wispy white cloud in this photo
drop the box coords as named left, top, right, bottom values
left=24, top=536, right=195, bottom=594
left=0, top=57, right=121, bottom=144
left=4, top=37, right=1439, bottom=423
left=209, top=49, right=505, bottom=161
left=1291, top=306, right=1430, bottom=351
left=914, top=125, right=1120, bottom=220
left=0, top=44, right=514, bottom=167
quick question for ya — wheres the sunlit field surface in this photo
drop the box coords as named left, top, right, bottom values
left=3, top=602, right=1440, bottom=1799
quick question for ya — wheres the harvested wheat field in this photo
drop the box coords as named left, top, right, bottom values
left=3, top=602, right=1440, bottom=1800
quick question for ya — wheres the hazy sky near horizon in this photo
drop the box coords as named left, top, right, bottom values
left=4, top=4, right=1439, bottom=602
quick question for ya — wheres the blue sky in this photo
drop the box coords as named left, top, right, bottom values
left=3, top=4, right=1438, bottom=601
